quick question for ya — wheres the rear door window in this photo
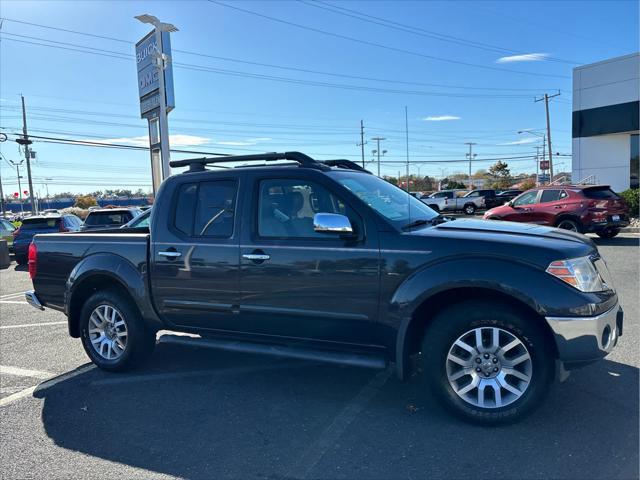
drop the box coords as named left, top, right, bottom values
left=539, top=190, right=561, bottom=203
left=173, top=181, right=238, bottom=238
left=194, top=181, right=237, bottom=237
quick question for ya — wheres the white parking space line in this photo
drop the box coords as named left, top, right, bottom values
left=0, top=364, right=95, bottom=408
left=0, top=300, right=28, bottom=305
left=0, top=321, right=67, bottom=329
left=285, top=367, right=392, bottom=479
left=0, top=292, right=25, bottom=299
left=0, top=365, right=54, bottom=380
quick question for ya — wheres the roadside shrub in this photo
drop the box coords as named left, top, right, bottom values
left=74, top=195, right=97, bottom=209
left=519, top=180, right=536, bottom=191
left=620, top=188, right=639, bottom=217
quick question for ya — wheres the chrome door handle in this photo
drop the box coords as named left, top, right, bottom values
left=242, top=254, right=270, bottom=261
left=158, top=250, right=182, bottom=258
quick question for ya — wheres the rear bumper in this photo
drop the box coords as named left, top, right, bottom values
left=546, top=303, right=623, bottom=368
left=583, top=214, right=630, bottom=232
left=25, top=290, right=45, bottom=311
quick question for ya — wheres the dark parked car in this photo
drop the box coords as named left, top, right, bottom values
left=463, top=189, right=504, bottom=209
left=26, top=153, right=623, bottom=424
left=13, top=214, right=82, bottom=264
left=496, top=189, right=523, bottom=203
left=81, top=207, right=142, bottom=230
left=484, top=185, right=630, bottom=238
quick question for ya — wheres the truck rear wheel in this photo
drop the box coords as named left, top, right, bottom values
left=420, top=300, right=553, bottom=425
left=596, top=227, right=620, bottom=238
left=79, top=289, right=156, bottom=372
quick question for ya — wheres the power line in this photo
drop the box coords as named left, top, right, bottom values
left=1, top=34, right=545, bottom=99
left=207, top=1, right=570, bottom=79
left=0, top=17, right=568, bottom=89
left=301, top=0, right=580, bottom=65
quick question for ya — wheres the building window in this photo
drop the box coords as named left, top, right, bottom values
left=632, top=134, right=639, bottom=189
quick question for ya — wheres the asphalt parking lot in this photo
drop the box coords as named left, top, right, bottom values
left=0, top=234, right=638, bottom=480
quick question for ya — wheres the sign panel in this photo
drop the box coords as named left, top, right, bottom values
left=136, top=30, right=175, bottom=116
left=537, top=174, right=550, bottom=183
left=539, top=160, right=550, bottom=170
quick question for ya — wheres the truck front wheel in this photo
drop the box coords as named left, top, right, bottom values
left=420, top=301, right=553, bottom=424
left=79, top=289, right=156, bottom=372
left=463, top=203, right=476, bottom=215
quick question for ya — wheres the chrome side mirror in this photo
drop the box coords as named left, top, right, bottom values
left=313, top=213, right=353, bottom=234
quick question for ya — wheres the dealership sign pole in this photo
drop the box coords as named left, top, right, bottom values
left=135, top=15, right=177, bottom=195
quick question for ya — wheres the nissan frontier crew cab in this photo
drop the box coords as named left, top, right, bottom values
left=25, top=152, right=623, bottom=424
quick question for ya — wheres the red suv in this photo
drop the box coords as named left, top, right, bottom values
left=483, top=185, right=630, bottom=238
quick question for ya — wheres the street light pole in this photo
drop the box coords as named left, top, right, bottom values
left=465, top=142, right=477, bottom=190
left=371, top=137, right=386, bottom=177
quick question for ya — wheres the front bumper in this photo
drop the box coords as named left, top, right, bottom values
left=546, top=303, right=623, bottom=368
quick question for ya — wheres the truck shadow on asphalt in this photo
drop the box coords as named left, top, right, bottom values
left=591, top=236, right=640, bottom=247
left=33, top=343, right=638, bottom=480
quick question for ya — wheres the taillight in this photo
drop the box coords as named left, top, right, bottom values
left=28, top=242, right=37, bottom=280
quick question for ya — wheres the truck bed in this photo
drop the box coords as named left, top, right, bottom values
left=32, top=231, right=149, bottom=311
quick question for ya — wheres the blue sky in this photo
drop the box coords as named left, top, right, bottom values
left=1, top=0, right=638, bottom=196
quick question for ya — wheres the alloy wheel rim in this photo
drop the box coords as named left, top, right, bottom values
left=88, top=304, right=128, bottom=360
left=445, top=327, right=532, bottom=409
left=558, top=221, right=577, bottom=231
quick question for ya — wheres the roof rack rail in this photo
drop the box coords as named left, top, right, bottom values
left=169, top=151, right=330, bottom=172
left=320, top=159, right=371, bottom=173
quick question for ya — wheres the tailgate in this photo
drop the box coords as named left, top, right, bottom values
left=32, top=232, right=149, bottom=311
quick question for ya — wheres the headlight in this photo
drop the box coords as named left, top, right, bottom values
left=546, top=256, right=608, bottom=292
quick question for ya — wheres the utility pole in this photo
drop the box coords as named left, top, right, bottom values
left=16, top=95, right=37, bottom=214
left=405, top=107, right=410, bottom=192
left=465, top=142, right=477, bottom=190
left=535, top=91, right=560, bottom=183
left=357, top=120, right=366, bottom=168
left=0, top=168, right=5, bottom=217
left=535, top=146, right=541, bottom=186
left=371, top=137, right=386, bottom=177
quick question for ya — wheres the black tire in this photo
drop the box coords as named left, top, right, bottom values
left=15, top=254, right=27, bottom=265
left=80, top=288, right=156, bottom=372
left=596, top=227, right=620, bottom=239
left=463, top=203, right=476, bottom=215
left=420, top=300, right=554, bottom=425
left=555, top=218, right=582, bottom=233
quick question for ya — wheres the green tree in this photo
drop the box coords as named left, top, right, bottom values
left=489, top=161, right=512, bottom=189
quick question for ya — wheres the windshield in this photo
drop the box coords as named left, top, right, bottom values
left=329, top=172, right=438, bottom=227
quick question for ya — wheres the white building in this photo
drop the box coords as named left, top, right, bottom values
left=572, top=53, right=639, bottom=191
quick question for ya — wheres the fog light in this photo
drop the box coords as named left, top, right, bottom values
left=601, top=325, right=611, bottom=348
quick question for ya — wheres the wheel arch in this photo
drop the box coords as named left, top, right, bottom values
left=395, top=287, right=559, bottom=381
left=65, top=254, right=161, bottom=337
left=554, top=214, right=582, bottom=229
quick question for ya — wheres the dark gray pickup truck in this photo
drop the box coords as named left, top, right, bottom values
left=25, top=152, right=623, bottom=424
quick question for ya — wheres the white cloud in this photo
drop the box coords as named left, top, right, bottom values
left=499, top=138, right=538, bottom=146
left=496, top=53, right=549, bottom=63
left=93, top=134, right=211, bottom=147
left=422, top=115, right=461, bottom=122
left=216, top=137, right=272, bottom=146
